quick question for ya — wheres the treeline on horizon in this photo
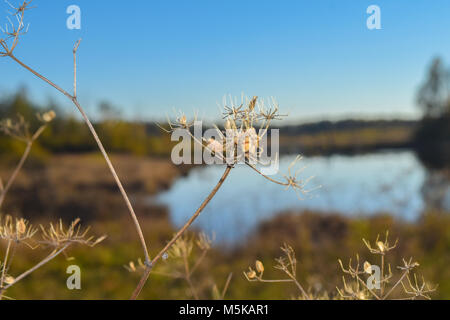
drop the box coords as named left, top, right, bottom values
left=0, top=89, right=420, bottom=160
left=2, top=53, right=450, bottom=168
left=0, top=89, right=173, bottom=160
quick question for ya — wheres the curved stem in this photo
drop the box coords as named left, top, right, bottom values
left=1, top=244, right=70, bottom=294
left=130, top=165, right=233, bottom=300
left=7, top=52, right=151, bottom=264
left=246, top=162, right=288, bottom=187
left=0, top=140, right=32, bottom=209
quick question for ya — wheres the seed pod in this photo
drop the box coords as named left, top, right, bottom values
left=255, top=260, right=264, bottom=274
left=376, top=241, right=385, bottom=252
left=42, top=110, right=56, bottom=122
left=4, top=276, right=15, bottom=285
left=249, top=96, right=258, bottom=111
left=363, top=261, right=372, bottom=274
left=247, top=269, right=257, bottom=279
left=16, top=218, right=26, bottom=235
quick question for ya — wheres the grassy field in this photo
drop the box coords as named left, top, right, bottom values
left=0, top=153, right=448, bottom=299
left=2, top=209, right=449, bottom=300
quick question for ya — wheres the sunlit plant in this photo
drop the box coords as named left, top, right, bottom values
left=1, top=0, right=314, bottom=299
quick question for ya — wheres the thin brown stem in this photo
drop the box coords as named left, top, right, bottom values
left=221, top=273, right=233, bottom=299
left=383, top=270, right=409, bottom=300
left=8, top=51, right=151, bottom=265
left=130, top=166, right=233, bottom=300
left=246, top=163, right=288, bottom=187
left=9, top=54, right=73, bottom=100
left=73, top=39, right=81, bottom=98
left=381, top=254, right=385, bottom=296
left=0, top=244, right=70, bottom=295
left=355, top=274, right=381, bottom=300
left=283, top=269, right=310, bottom=300
left=0, top=240, right=12, bottom=294
left=183, top=253, right=199, bottom=300
left=189, top=249, right=207, bottom=276
left=0, top=140, right=32, bottom=209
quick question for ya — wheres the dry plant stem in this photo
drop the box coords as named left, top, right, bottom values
left=183, top=254, right=199, bottom=300
left=381, top=254, right=385, bottom=296
left=356, top=274, right=381, bottom=300
left=0, top=240, right=12, bottom=291
left=221, top=273, right=233, bottom=298
left=0, top=140, right=32, bottom=208
left=246, top=163, right=289, bottom=187
left=282, top=269, right=310, bottom=300
left=7, top=51, right=151, bottom=264
left=0, top=243, right=70, bottom=294
left=130, top=166, right=233, bottom=300
left=190, top=249, right=207, bottom=275
left=383, top=270, right=409, bottom=300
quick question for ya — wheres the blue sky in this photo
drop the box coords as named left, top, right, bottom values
left=1, top=0, right=450, bottom=122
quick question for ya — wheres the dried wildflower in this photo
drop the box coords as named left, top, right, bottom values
left=38, top=110, right=56, bottom=123
left=363, top=261, right=372, bottom=274
left=159, top=110, right=197, bottom=133
left=245, top=244, right=311, bottom=300
left=4, top=276, right=14, bottom=285
left=338, top=232, right=435, bottom=300
left=246, top=268, right=257, bottom=279
left=0, top=215, right=37, bottom=245
left=255, top=260, right=264, bottom=274
left=168, top=234, right=194, bottom=259
left=363, top=231, right=398, bottom=255
left=377, top=241, right=385, bottom=252
left=401, top=273, right=437, bottom=300
left=16, top=218, right=26, bottom=235
left=39, top=218, right=106, bottom=248
left=196, top=232, right=213, bottom=251
left=0, top=114, right=30, bottom=142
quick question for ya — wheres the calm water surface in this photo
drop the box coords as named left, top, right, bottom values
left=153, top=151, right=439, bottom=244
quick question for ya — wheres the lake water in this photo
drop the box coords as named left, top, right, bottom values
left=153, top=151, right=448, bottom=244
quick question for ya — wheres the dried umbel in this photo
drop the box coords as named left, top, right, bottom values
left=337, top=232, right=437, bottom=300
left=162, top=95, right=317, bottom=199
left=0, top=0, right=33, bottom=57
left=39, top=218, right=107, bottom=249
left=245, top=243, right=311, bottom=300
left=0, top=215, right=37, bottom=246
left=0, top=214, right=106, bottom=299
left=0, top=111, right=56, bottom=143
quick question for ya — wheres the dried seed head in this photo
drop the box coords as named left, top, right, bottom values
left=4, top=276, right=15, bottom=285
left=255, top=260, right=264, bottom=274
left=42, top=110, right=56, bottom=123
left=364, top=261, right=372, bottom=274
left=248, top=96, right=258, bottom=111
left=179, top=115, right=187, bottom=126
left=377, top=241, right=385, bottom=252
left=247, top=269, right=257, bottom=279
left=129, top=261, right=136, bottom=272
left=224, top=119, right=233, bottom=130
left=16, top=218, right=26, bottom=235
left=357, top=291, right=367, bottom=300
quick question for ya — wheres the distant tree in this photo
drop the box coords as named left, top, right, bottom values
left=417, top=57, right=450, bottom=118
left=414, top=57, right=450, bottom=169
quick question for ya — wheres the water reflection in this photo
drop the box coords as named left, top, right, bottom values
left=421, top=170, right=450, bottom=212
left=153, top=151, right=448, bottom=244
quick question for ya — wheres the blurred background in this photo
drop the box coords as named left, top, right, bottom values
left=0, top=0, right=449, bottom=299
